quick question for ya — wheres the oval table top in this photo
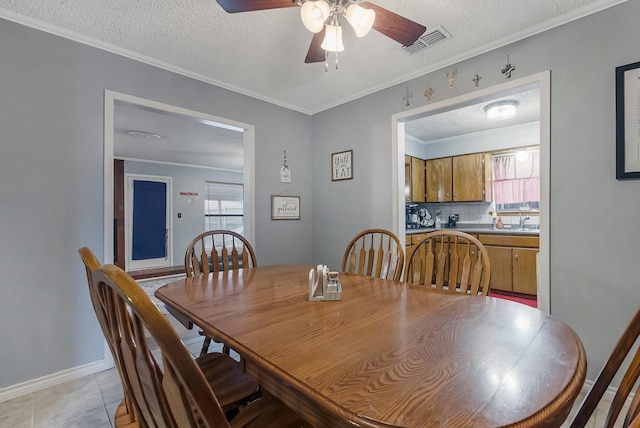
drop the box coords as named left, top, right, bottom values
left=155, top=265, right=586, bottom=428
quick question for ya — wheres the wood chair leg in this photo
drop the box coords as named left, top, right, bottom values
left=114, top=398, right=139, bottom=428
left=200, top=336, right=212, bottom=357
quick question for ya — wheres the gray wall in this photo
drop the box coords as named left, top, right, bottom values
left=0, top=19, right=312, bottom=388
left=2, top=0, right=640, bottom=390
left=123, top=161, right=243, bottom=266
left=311, top=0, right=640, bottom=382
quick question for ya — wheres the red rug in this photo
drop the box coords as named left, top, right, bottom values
left=488, top=292, right=537, bottom=308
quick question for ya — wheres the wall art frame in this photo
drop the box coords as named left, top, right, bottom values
left=331, top=149, right=353, bottom=181
left=271, top=195, right=300, bottom=220
left=616, top=61, right=640, bottom=180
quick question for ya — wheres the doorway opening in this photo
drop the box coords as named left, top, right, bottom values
left=392, top=71, right=551, bottom=313
left=103, top=90, right=256, bottom=271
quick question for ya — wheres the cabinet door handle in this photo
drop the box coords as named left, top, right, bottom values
left=514, top=254, right=519, bottom=260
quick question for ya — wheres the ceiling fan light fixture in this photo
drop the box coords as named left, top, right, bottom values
left=345, top=4, right=375, bottom=37
left=484, top=100, right=519, bottom=121
left=301, top=0, right=330, bottom=33
left=321, top=24, right=345, bottom=52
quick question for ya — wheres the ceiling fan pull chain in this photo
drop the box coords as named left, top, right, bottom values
left=324, top=49, right=329, bottom=72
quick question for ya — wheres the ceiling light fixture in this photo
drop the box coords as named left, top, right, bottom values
left=126, top=131, right=161, bottom=140
left=300, top=0, right=375, bottom=70
left=484, top=100, right=519, bottom=121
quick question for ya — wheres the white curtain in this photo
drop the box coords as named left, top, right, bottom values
left=493, top=152, right=540, bottom=205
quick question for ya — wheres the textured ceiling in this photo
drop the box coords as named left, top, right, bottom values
left=405, top=86, right=540, bottom=143
left=114, top=101, right=244, bottom=170
left=0, top=0, right=624, bottom=114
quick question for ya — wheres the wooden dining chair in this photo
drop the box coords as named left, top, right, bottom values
left=405, top=229, right=491, bottom=296
left=90, top=263, right=308, bottom=428
left=78, top=247, right=138, bottom=427
left=184, top=230, right=257, bottom=356
left=568, top=306, right=640, bottom=427
left=341, top=228, right=405, bottom=281
left=185, top=230, right=257, bottom=276
left=79, top=248, right=261, bottom=425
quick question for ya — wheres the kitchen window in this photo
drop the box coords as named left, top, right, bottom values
left=492, top=148, right=540, bottom=212
left=204, top=181, right=244, bottom=234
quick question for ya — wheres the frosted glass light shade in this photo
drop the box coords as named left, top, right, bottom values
left=345, top=4, right=375, bottom=37
left=301, top=1, right=330, bottom=33
left=484, top=100, right=519, bottom=121
left=516, top=150, right=529, bottom=161
left=321, top=24, right=344, bottom=52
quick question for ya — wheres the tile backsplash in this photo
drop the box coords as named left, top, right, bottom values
left=407, top=202, right=540, bottom=228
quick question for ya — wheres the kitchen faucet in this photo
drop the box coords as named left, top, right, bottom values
left=519, top=214, right=530, bottom=229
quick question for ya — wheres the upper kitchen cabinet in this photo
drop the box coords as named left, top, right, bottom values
left=426, top=153, right=492, bottom=203
left=405, top=155, right=425, bottom=203
left=426, top=157, right=452, bottom=202
left=452, top=153, right=492, bottom=202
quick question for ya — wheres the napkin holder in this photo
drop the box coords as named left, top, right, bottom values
left=309, top=264, right=342, bottom=301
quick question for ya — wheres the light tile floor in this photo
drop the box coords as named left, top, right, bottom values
left=0, top=312, right=625, bottom=428
left=0, top=315, right=207, bottom=428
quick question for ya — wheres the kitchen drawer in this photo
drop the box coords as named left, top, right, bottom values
left=477, top=234, right=539, bottom=248
left=412, top=233, right=429, bottom=246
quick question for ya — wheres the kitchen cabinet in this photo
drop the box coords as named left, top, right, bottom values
left=453, top=153, right=491, bottom=202
left=405, top=155, right=425, bottom=202
left=426, top=157, right=452, bottom=202
left=478, top=234, right=539, bottom=295
left=426, top=153, right=492, bottom=203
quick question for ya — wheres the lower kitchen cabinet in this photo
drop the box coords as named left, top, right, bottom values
left=484, top=246, right=512, bottom=292
left=478, top=234, right=539, bottom=296
left=512, top=248, right=538, bottom=294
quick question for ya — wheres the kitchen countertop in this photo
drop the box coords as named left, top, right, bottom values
left=406, top=224, right=539, bottom=236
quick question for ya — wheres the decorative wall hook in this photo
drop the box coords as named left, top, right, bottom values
left=423, top=86, right=435, bottom=101
left=502, top=55, right=516, bottom=79
left=403, top=86, right=413, bottom=106
left=280, top=150, right=291, bottom=183
left=445, top=70, right=457, bottom=89
left=472, top=69, right=482, bottom=87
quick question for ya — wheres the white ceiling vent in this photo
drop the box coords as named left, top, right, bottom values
left=402, top=26, right=452, bottom=55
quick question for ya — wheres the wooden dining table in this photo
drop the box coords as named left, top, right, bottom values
left=155, top=265, right=586, bottom=428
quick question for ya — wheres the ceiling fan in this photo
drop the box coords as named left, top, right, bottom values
left=215, top=0, right=426, bottom=66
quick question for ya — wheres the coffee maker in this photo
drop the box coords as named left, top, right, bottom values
left=447, top=214, right=459, bottom=228
left=405, top=205, right=420, bottom=229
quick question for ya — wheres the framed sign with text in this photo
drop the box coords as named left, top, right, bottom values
left=616, top=61, right=640, bottom=179
left=331, top=150, right=353, bottom=181
left=271, top=195, right=300, bottom=220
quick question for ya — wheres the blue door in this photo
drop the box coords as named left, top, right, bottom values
left=126, top=175, right=172, bottom=270
left=132, top=180, right=167, bottom=260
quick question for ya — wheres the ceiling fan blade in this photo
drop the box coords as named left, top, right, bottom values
left=216, top=0, right=297, bottom=13
left=305, top=28, right=326, bottom=63
left=360, top=2, right=426, bottom=47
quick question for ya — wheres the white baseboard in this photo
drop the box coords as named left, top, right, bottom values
left=0, top=358, right=113, bottom=403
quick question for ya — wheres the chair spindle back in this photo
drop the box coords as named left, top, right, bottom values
left=405, top=230, right=491, bottom=296
left=184, top=230, right=257, bottom=277
left=341, top=229, right=404, bottom=281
